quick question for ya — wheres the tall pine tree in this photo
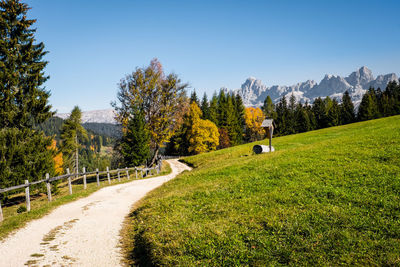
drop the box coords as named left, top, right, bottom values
left=200, top=93, right=210, bottom=120
left=60, top=106, right=88, bottom=173
left=119, top=111, right=150, bottom=166
left=340, top=91, right=355, bottom=124
left=0, top=0, right=55, bottom=189
left=0, top=0, right=53, bottom=128
left=208, top=92, right=218, bottom=125
left=262, top=95, right=276, bottom=119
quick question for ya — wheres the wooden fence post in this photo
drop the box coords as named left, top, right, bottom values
left=25, top=180, right=30, bottom=212
left=141, top=169, right=143, bottom=178
left=126, top=167, right=130, bottom=180
left=107, top=166, right=111, bottom=184
left=67, top=168, right=72, bottom=195
left=46, top=173, right=52, bottom=202
left=0, top=201, right=3, bottom=222
left=96, top=168, right=100, bottom=187
left=117, top=169, right=121, bottom=182
left=83, top=167, right=87, bottom=190
left=135, top=168, right=138, bottom=179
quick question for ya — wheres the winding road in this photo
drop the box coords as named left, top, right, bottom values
left=0, top=159, right=190, bottom=266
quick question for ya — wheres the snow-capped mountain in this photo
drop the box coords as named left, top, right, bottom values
left=234, top=67, right=398, bottom=107
left=55, top=109, right=117, bottom=124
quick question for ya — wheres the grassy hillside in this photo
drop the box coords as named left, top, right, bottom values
left=125, top=116, right=400, bottom=266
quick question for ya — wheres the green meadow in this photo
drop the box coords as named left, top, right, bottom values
left=124, top=115, right=400, bottom=266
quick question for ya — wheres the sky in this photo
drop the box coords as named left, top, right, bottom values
left=25, top=0, right=400, bottom=113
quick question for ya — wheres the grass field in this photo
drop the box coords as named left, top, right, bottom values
left=124, top=116, right=400, bottom=266
left=0, top=161, right=171, bottom=240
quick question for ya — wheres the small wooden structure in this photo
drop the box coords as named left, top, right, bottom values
left=253, top=119, right=274, bottom=154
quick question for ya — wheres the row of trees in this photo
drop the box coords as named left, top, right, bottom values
left=262, top=80, right=400, bottom=137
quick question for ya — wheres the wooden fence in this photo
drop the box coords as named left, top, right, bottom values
left=0, top=162, right=163, bottom=222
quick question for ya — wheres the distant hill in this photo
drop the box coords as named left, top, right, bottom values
left=82, top=122, right=122, bottom=139
left=36, top=117, right=121, bottom=141
left=234, top=66, right=399, bottom=107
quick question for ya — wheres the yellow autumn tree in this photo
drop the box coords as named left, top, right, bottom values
left=187, top=102, right=219, bottom=154
left=244, top=107, right=265, bottom=142
left=49, top=140, right=63, bottom=175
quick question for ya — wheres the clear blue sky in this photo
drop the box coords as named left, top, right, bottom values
left=25, top=0, right=400, bottom=113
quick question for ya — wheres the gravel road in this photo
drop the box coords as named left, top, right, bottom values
left=0, top=159, right=190, bottom=266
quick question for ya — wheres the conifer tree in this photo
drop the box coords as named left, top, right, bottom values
left=262, top=95, right=276, bottom=119
left=225, top=94, right=239, bottom=145
left=357, top=90, right=379, bottom=121
left=295, top=103, right=311, bottom=133
left=217, top=89, right=227, bottom=128
left=340, top=91, right=355, bottom=124
left=190, top=90, right=200, bottom=106
left=304, top=101, right=317, bottom=130
left=0, top=0, right=53, bottom=128
left=119, top=111, right=150, bottom=166
left=312, top=97, right=327, bottom=129
left=0, top=0, right=55, bottom=189
left=326, top=98, right=341, bottom=127
left=208, top=92, right=218, bottom=125
left=275, top=96, right=289, bottom=135
left=233, top=93, right=245, bottom=144
left=61, top=106, right=88, bottom=173
left=200, top=93, right=210, bottom=120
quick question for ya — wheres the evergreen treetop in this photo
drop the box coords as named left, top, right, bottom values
left=0, top=0, right=53, bottom=128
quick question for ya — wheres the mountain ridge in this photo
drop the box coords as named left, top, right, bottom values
left=55, top=109, right=117, bottom=124
left=233, top=66, right=398, bottom=107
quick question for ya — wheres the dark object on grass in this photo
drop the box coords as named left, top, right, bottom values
left=253, top=145, right=275, bottom=154
left=17, top=206, right=27, bottom=213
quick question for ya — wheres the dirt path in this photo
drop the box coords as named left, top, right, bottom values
left=0, top=159, right=190, bottom=267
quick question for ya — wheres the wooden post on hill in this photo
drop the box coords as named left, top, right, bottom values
left=66, top=168, right=72, bottom=195
left=107, top=166, right=111, bottom=184
left=117, top=169, right=121, bottom=182
left=261, top=119, right=275, bottom=152
left=0, top=201, right=3, bottom=222
left=126, top=167, right=130, bottom=180
left=46, top=173, right=52, bottom=202
left=25, top=180, right=30, bottom=212
left=83, top=167, right=87, bottom=190
left=135, top=168, right=138, bottom=179
left=96, top=169, right=100, bottom=187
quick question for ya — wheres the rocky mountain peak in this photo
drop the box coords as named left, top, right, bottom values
left=345, top=66, right=375, bottom=87
left=232, top=67, right=398, bottom=108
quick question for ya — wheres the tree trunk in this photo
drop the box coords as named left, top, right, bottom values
left=149, top=145, right=159, bottom=167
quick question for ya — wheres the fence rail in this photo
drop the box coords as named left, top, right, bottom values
left=0, top=161, right=163, bottom=222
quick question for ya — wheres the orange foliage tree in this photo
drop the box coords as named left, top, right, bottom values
left=244, top=107, right=265, bottom=142
left=49, top=140, right=63, bottom=175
